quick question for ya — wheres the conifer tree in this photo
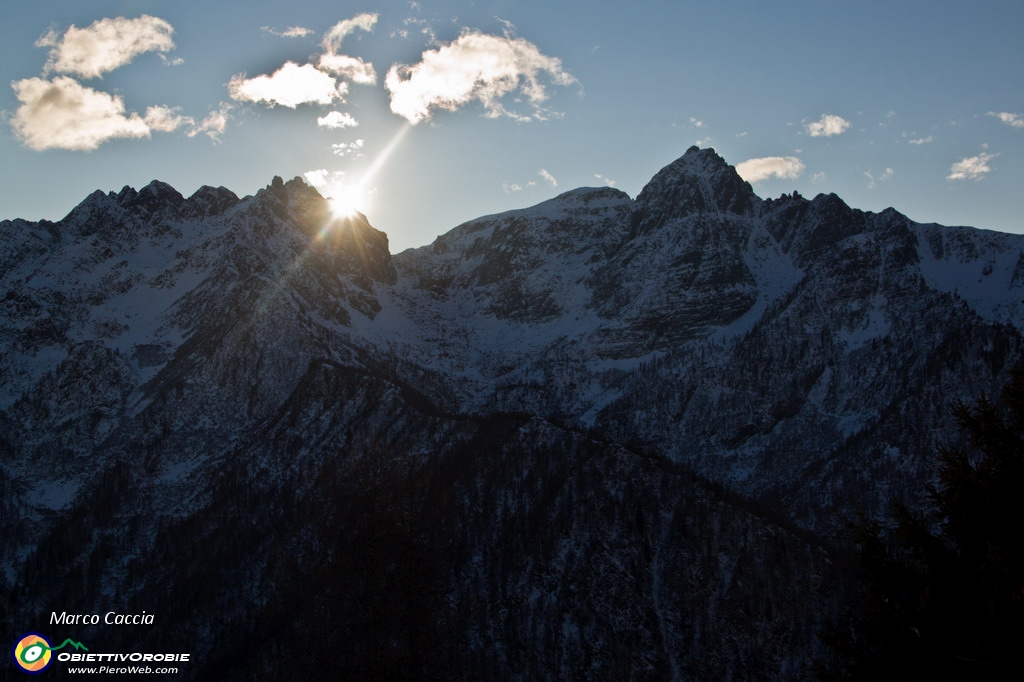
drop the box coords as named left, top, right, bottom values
left=822, top=371, right=1024, bottom=680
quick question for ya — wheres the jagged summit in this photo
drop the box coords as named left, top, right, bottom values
left=45, top=147, right=752, bottom=253
left=182, top=185, right=241, bottom=218
left=130, top=180, right=186, bottom=218
left=633, top=146, right=759, bottom=229
left=60, top=179, right=239, bottom=230
left=54, top=174, right=378, bottom=235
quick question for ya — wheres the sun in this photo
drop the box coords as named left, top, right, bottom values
left=316, top=184, right=370, bottom=240
left=328, top=190, right=362, bottom=220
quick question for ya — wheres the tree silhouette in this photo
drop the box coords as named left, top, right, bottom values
left=822, top=371, right=1024, bottom=680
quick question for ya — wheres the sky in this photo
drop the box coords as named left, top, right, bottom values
left=1, top=0, right=1022, bottom=252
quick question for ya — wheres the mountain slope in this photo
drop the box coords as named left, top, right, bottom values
left=2, top=147, right=1021, bottom=679
left=379, top=148, right=1022, bottom=529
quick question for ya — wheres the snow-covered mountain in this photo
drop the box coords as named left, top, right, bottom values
left=2, top=147, right=1021, bottom=679
left=387, top=147, right=1023, bottom=527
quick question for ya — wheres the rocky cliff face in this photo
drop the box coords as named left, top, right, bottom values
left=2, top=147, right=1021, bottom=679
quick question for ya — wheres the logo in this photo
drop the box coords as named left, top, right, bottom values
left=12, top=633, right=88, bottom=674
left=12, top=633, right=51, bottom=674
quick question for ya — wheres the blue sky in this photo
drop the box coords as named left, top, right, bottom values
left=2, top=0, right=1022, bottom=251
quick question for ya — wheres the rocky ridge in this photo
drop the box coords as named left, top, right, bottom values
left=2, top=147, right=1022, bottom=679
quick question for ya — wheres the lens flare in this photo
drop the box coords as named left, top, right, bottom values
left=317, top=121, right=412, bottom=240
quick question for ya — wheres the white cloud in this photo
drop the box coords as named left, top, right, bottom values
left=303, top=168, right=344, bottom=189
left=385, top=30, right=578, bottom=124
left=331, top=139, right=365, bottom=157
left=735, top=156, right=805, bottom=183
left=989, top=111, right=1024, bottom=128
left=229, top=62, right=348, bottom=108
left=143, top=105, right=190, bottom=133
left=689, top=117, right=706, bottom=128
left=37, top=15, right=176, bottom=78
left=322, top=13, right=378, bottom=53
left=594, top=173, right=616, bottom=187
left=502, top=180, right=536, bottom=193
left=318, top=13, right=378, bottom=84
left=947, top=152, right=998, bottom=181
left=262, top=26, right=314, bottom=39
left=317, top=54, right=376, bottom=84
left=864, top=168, right=894, bottom=189
left=10, top=76, right=152, bottom=151
left=187, top=105, right=232, bottom=141
left=908, top=135, right=934, bottom=145
left=503, top=168, right=558, bottom=193
left=806, top=113, right=851, bottom=137
left=158, top=54, right=185, bottom=68
left=318, top=111, right=359, bottom=129
left=11, top=15, right=231, bottom=151
left=392, top=15, right=438, bottom=45
left=11, top=74, right=232, bottom=150
left=810, top=171, right=827, bottom=184
left=231, top=14, right=377, bottom=113
left=304, top=169, right=327, bottom=186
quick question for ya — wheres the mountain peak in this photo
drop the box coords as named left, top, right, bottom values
left=130, top=180, right=185, bottom=217
left=684, top=143, right=721, bottom=161
left=183, top=185, right=240, bottom=218
left=244, top=175, right=397, bottom=286
left=634, top=146, right=758, bottom=230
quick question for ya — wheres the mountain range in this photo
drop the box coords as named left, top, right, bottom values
left=2, top=146, right=1021, bottom=679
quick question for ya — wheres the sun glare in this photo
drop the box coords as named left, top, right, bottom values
left=312, top=123, right=412, bottom=238
left=328, top=192, right=361, bottom=220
